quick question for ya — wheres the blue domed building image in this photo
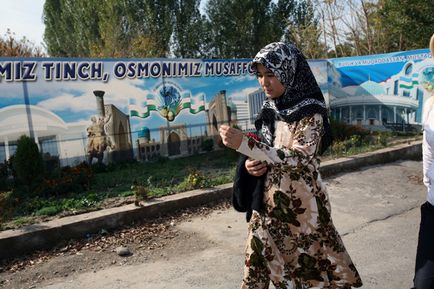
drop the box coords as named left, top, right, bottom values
left=330, top=57, right=434, bottom=131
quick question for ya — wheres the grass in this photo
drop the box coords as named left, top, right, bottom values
left=0, top=133, right=421, bottom=230
left=0, top=148, right=240, bottom=229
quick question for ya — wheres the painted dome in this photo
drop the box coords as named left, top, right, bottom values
left=138, top=127, right=150, bottom=139
left=355, top=80, right=385, bottom=96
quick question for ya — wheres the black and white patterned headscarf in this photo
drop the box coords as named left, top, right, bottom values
left=251, top=42, right=332, bottom=155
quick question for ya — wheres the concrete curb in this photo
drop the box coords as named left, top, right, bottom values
left=0, top=141, right=422, bottom=261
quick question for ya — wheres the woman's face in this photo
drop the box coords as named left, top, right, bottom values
left=255, top=63, right=285, bottom=99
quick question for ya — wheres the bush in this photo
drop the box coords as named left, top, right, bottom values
left=36, top=205, right=61, bottom=216
left=330, top=118, right=369, bottom=141
left=37, top=162, right=94, bottom=197
left=0, top=191, right=15, bottom=226
left=13, top=135, right=44, bottom=194
left=0, top=159, right=14, bottom=191
left=201, top=138, right=214, bottom=152
left=176, top=168, right=211, bottom=191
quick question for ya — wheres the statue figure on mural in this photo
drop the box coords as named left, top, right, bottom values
left=86, top=114, right=114, bottom=164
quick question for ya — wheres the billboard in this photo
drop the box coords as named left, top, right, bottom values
left=4, top=50, right=432, bottom=167
left=328, top=49, right=433, bottom=128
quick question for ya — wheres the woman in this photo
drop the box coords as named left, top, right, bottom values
left=413, top=34, right=434, bottom=289
left=219, top=42, right=362, bottom=289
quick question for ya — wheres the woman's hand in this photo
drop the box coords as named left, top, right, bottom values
left=245, top=158, right=267, bottom=177
left=219, top=125, right=243, bottom=150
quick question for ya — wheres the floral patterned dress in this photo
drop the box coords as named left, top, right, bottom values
left=236, top=113, right=362, bottom=289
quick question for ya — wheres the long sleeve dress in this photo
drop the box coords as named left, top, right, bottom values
left=236, top=113, right=362, bottom=289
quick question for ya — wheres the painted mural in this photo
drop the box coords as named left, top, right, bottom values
left=1, top=49, right=432, bottom=167
left=328, top=49, right=433, bottom=130
left=1, top=58, right=330, bottom=166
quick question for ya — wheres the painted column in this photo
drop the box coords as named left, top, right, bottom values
left=363, top=105, right=366, bottom=125
left=349, top=106, right=352, bottom=124
left=379, top=105, right=382, bottom=124
left=4, top=136, right=9, bottom=161
left=94, top=90, right=106, bottom=117
left=394, top=106, right=397, bottom=123
left=56, top=134, right=62, bottom=159
left=34, top=131, right=40, bottom=151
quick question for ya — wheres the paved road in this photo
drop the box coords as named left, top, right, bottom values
left=8, top=160, right=427, bottom=289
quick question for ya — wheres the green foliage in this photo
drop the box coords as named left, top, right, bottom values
left=282, top=0, right=327, bottom=59
left=176, top=168, right=210, bottom=191
left=0, top=191, right=14, bottom=226
left=36, top=205, right=61, bottom=216
left=329, top=118, right=370, bottom=142
left=131, top=179, right=149, bottom=206
left=324, top=118, right=394, bottom=157
left=172, top=0, right=208, bottom=58
left=378, top=0, right=434, bottom=52
left=0, top=158, right=14, bottom=191
left=37, top=162, right=93, bottom=197
left=43, top=0, right=323, bottom=58
left=13, top=135, right=44, bottom=194
left=41, top=0, right=434, bottom=59
left=325, top=130, right=392, bottom=158
left=205, top=0, right=288, bottom=58
left=43, top=0, right=176, bottom=57
left=0, top=134, right=418, bottom=228
left=201, top=138, right=214, bottom=152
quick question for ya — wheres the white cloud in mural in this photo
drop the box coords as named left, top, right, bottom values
left=35, top=78, right=149, bottom=114
left=227, top=86, right=259, bottom=101
left=38, top=93, right=97, bottom=112
left=224, top=74, right=256, bottom=85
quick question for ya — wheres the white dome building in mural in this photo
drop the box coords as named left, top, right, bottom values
left=329, top=59, right=434, bottom=131
left=0, top=105, right=88, bottom=166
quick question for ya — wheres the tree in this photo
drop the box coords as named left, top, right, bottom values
left=205, top=0, right=290, bottom=58
left=378, top=0, right=434, bottom=52
left=313, top=0, right=345, bottom=57
left=172, top=0, right=208, bottom=58
left=43, top=0, right=107, bottom=57
left=313, top=0, right=434, bottom=57
left=269, top=0, right=296, bottom=41
left=43, top=0, right=176, bottom=57
left=0, top=29, right=45, bottom=57
left=283, top=0, right=327, bottom=59
left=13, top=135, right=44, bottom=194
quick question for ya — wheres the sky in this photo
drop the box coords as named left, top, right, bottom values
left=0, top=0, right=46, bottom=47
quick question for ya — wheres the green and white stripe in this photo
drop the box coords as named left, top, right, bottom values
left=129, top=94, right=159, bottom=118
left=399, top=75, right=419, bottom=89
left=179, top=92, right=205, bottom=114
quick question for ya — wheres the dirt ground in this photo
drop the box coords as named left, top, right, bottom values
left=0, top=201, right=231, bottom=289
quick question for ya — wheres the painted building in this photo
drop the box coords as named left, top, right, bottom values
left=248, top=88, right=266, bottom=125
left=329, top=60, right=434, bottom=131
left=0, top=92, right=134, bottom=166
left=136, top=89, right=237, bottom=160
left=229, top=97, right=253, bottom=130
left=0, top=104, right=88, bottom=166
left=329, top=49, right=432, bottom=131
left=136, top=125, right=206, bottom=161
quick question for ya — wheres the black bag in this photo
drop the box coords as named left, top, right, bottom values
left=232, top=155, right=265, bottom=222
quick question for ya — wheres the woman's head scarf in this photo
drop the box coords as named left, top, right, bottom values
left=251, top=42, right=332, bottom=155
